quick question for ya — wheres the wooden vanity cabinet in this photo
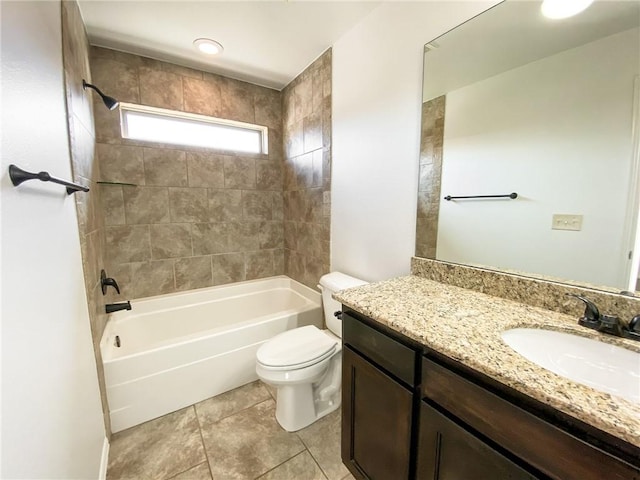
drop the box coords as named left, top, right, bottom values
left=341, top=310, right=422, bottom=480
left=419, top=356, right=640, bottom=480
left=341, top=309, right=640, bottom=480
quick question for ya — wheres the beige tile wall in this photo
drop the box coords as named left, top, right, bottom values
left=62, top=1, right=333, bottom=437
left=415, top=95, right=445, bottom=259
left=60, top=0, right=111, bottom=435
left=282, top=50, right=332, bottom=289
left=90, top=47, right=285, bottom=298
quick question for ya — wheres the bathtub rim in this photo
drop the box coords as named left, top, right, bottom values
left=99, top=275, right=322, bottom=363
left=108, top=275, right=318, bottom=313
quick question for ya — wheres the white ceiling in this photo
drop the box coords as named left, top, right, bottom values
left=78, top=1, right=381, bottom=90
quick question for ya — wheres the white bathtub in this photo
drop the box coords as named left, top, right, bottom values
left=100, top=276, right=322, bottom=433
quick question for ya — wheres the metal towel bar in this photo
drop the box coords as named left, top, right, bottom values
left=444, top=192, right=517, bottom=201
left=9, top=164, right=89, bottom=195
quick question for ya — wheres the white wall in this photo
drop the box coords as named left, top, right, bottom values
left=331, top=1, right=497, bottom=282
left=1, top=1, right=106, bottom=478
left=437, top=28, right=639, bottom=288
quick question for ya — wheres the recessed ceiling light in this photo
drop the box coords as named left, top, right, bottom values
left=541, top=0, right=594, bottom=19
left=193, top=38, right=223, bottom=55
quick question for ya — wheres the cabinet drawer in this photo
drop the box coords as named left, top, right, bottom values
left=343, top=312, right=417, bottom=386
left=422, top=358, right=639, bottom=480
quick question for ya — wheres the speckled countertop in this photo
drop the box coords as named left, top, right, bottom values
left=334, top=275, right=640, bottom=448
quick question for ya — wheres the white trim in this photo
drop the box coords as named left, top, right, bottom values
left=118, top=102, right=269, bottom=154
left=623, top=76, right=640, bottom=291
left=99, top=437, right=110, bottom=480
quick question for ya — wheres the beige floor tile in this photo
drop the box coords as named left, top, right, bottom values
left=297, top=409, right=348, bottom=480
left=107, top=406, right=206, bottom=480
left=201, top=399, right=305, bottom=479
left=341, top=472, right=356, bottom=480
left=169, top=462, right=212, bottom=480
left=257, top=451, right=327, bottom=480
left=259, top=380, right=277, bottom=401
left=195, top=381, right=271, bottom=427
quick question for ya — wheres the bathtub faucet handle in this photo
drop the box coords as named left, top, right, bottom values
left=101, top=269, right=121, bottom=295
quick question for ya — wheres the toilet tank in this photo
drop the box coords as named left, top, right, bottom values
left=319, top=272, right=368, bottom=338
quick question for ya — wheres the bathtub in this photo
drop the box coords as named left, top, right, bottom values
left=100, top=276, right=322, bottom=433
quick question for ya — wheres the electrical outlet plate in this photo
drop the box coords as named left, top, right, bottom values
left=552, top=214, right=583, bottom=231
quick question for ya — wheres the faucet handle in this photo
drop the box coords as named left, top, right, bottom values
left=598, top=314, right=624, bottom=336
left=566, top=293, right=600, bottom=328
left=622, top=315, right=640, bottom=341
left=629, top=315, right=640, bottom=333
left=101, top=269, right=121, bottom=295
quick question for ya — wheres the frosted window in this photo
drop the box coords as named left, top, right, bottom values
left=120, top=103, right=267, bottom=154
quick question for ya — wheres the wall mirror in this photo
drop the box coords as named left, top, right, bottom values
left=416, top=0, right=640, bottom=291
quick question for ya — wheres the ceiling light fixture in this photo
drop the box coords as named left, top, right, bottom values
left=193, top=38, right=224, bottom=55
left=541, top=0, right=594, bottom=19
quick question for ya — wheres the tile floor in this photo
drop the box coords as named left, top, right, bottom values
left=106, top=381, right=356, bottom=480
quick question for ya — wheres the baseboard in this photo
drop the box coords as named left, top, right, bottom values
left=99, top=437, right=110, bottom=480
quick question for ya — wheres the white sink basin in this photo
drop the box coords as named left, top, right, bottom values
left=501, top=328, right=640, bottom=405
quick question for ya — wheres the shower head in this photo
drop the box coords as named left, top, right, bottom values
left=82, top=79, right=119, bottom=110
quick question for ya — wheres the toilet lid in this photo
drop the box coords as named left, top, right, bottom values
left=257, top=325, right=338, bottom=369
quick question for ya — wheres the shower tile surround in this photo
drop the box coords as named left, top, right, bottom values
left=106, top=381, right=355, bottom=480
left=89, top=47, right=332, bottom=295
left=61, top=0, right=112, bottom=434
left=62, top=0, right=333, bottom=436
left=91, top=46, right=284, bottom=297
left=415, top=96, right=445, bottom=259
left=282, top=51, right=333, bottom=288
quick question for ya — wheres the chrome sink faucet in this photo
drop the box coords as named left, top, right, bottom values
left=566, top=294, right=640, bottom=341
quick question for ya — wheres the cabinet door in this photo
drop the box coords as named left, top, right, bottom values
left=342, top=346, right=413, bottom=480
left=417, top=402, right=540, bottom=480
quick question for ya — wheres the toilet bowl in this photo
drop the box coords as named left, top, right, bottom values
left=256, top=272, right=367, bottom=432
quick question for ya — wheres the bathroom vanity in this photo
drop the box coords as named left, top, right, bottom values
left=337, top=277, right=640, bottom=480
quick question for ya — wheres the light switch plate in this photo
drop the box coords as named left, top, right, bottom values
left=552, top=214, right=583, bottom=231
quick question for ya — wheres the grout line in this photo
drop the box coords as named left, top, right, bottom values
left=259, top=380, right=277, bottom=401
left=196, top=385, right=273, bottom=428
left=171, top=257, right=177, bottom=291
left=164, top=460, right=209, bottom=480
left=297, top=430, right=313, bottom=453
left=254, top=448, right=310, bottom=480
left=190, top=218, right=195, bottom=258
left=193, top=394, right=278, bottom=478
left=308, top=449, right=330, bottom=480
left=209, top=253, right=215, bottom=287
left=140, top=147, right=148, bottom=187
left=135, top=67, right=141, bottom=107
left=206, top=395, right=273, bottom=426
left=192, top=405, right=215, bottom=480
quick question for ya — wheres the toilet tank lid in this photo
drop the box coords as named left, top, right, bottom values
left=319, top=272, right=368, bottom=292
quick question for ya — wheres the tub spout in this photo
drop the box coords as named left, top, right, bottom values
left=106, top=301, right=131, bottom=314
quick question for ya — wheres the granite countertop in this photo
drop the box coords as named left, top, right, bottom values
left=333, top=275, right=640, bottom=448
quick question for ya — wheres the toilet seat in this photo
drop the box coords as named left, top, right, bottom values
left=257, top=325, right=338, bottom=371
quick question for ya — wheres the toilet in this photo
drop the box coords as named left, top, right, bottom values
left=256, top=272, right=367, bottom=432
